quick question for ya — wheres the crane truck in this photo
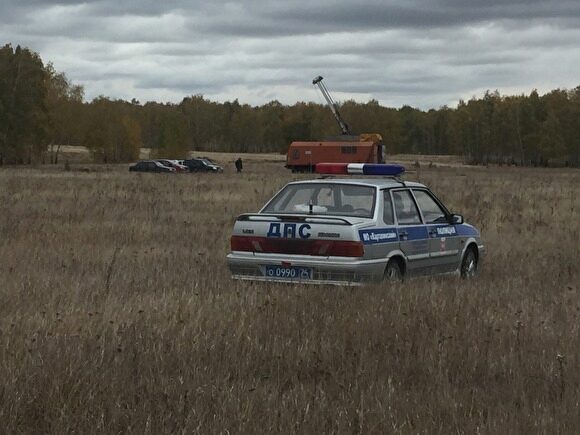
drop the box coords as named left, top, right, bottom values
left=285, top=76, right=385, bottom=172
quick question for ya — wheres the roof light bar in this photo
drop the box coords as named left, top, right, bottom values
left=315, top=163, right=405, bottom=177
left=360, top=163, right=405, bottom=176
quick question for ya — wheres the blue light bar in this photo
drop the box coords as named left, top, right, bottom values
left=361, top=163, right=405, bottom=176
left=315, top=163, right=406, bottom=177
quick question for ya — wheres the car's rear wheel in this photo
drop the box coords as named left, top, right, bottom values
left=384, top=258, right=403, bottom=282
left=460, top=247, right=478, bottom=279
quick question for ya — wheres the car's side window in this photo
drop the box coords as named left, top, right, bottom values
left=383, top=191, right=394, bottom=225
left=392, top=190, right=422, bottom=225
left=413, top=190, right=447, bottom=223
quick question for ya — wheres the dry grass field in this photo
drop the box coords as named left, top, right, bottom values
left=0, top=158, right=578, bottom=434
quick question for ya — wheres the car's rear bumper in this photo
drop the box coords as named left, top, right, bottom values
left=227, top=252, right=387, bottom=285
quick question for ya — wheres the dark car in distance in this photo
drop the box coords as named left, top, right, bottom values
left=129, top=160, right=176, bottom=173
left=183, top=158, right=223, bottom=173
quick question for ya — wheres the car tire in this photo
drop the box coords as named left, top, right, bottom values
left=384, top=259, right=403, bottom=282
left=460, top=247, right=478, bottom=279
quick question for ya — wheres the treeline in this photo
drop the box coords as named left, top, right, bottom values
left=1, top=43, right=578, bottom=166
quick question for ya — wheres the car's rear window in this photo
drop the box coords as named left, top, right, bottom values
left=262, top=183, right=376, bottom=218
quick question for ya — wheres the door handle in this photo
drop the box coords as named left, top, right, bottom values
left=429, top=229, right=438, bottom=237
left=399, top=230, right=408, bottom=240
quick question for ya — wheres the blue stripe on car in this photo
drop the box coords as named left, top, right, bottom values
left=359, top=228, right=399, bottom=244
left=427, top=224, right=457, bottom=237
left=455, top=224, right=480, bottom=237
left=399, top=226, right=428, bottom=240
left=360, top=224, right=476, bottom=245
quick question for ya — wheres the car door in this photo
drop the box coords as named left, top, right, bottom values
left=358, top=189, right=397, bottom=261
left=392, top=189, right=430, bottom=274
left=412, top=189, right=461, bottom=273
left=190, top=160, right=202, bottom=172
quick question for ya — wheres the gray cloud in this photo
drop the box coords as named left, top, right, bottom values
left=0, top=0, right=578, bottom=109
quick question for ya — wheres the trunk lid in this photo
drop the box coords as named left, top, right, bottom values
left=231, top=213, right=369, bottom=257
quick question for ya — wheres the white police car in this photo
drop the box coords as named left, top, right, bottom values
left=227, top=163, right=484, bottom=285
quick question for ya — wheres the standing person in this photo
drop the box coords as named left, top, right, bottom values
left=235, top=157, right=243, bottom=173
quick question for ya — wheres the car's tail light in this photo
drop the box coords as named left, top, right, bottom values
left=231, top=236, right=364, bottom=257
left=317, top=240, right=365, bottom=257
left=231, top=235, right=255, bottom=252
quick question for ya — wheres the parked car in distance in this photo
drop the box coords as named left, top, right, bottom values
left=199, top=156, right=220, bottom=165
left=157, top=159, right=189, bottom=172
left=183, top=158, right=223, bottom=173
left=201, top=158, right=224, bottom=172
left=227, top=163, right=484, bottom=285
left=129, top=160, right=176, bottom=173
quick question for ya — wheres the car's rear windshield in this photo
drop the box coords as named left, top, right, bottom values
left=262, top=183, right=376, bottom=218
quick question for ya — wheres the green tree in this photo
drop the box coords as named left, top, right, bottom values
left=282, top=103, right=313, bottom=146
left=45, top=62, right=85, bottom=163
left=152, top=111, right=188, bottom=158
left=258, top=100, right=285, bottom=153
left=0, top=44, right=48, bottom=164
left=84, top=97, right=142, bottom=163
left=119, top=116, right=142, bottom=162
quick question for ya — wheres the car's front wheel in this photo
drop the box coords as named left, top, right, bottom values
left=384, top=258, right=403, bottom=282
left=460, top=247, right=478, bottom=279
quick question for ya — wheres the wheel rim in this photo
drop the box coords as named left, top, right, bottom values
left=462, top=251, right=477, bottom=277
left=386, top=263, right=401, bottom=281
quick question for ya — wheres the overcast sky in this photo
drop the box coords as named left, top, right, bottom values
left=1, top=0, right=579, bottom=109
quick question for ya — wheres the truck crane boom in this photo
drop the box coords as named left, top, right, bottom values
left=312, top=75, right=351, bottom=136
left=283, top=76, right=385, bottom=172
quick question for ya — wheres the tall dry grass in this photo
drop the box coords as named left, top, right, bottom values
left=0, top=161, right=578, bottom=434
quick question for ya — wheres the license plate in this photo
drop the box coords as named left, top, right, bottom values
left=264, top=265, right=313, bottom=280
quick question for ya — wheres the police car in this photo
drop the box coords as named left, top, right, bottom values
left=227, top=163, right=484, bottom=285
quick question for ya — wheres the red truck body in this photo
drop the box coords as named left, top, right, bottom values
left=286, top=141, right=383, bottom=172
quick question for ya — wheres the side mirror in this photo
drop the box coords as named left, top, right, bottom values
left=450, top=214, right=464, bottom=225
